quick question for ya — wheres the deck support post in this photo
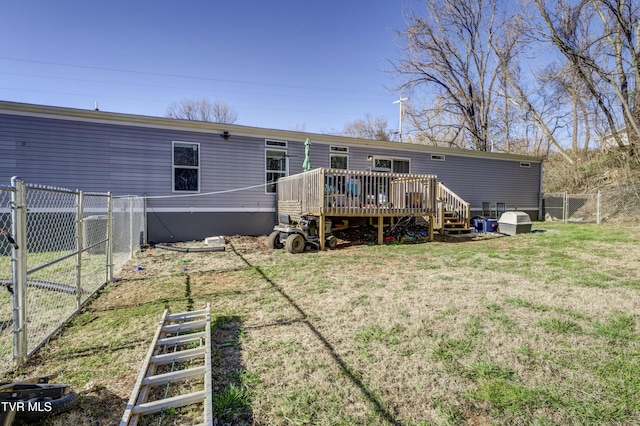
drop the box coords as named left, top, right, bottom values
left=429, top=214, right=434, bottom=241
left=377, top=216, right=384, bottom=245
left=319, top=214, right=325, bottom=251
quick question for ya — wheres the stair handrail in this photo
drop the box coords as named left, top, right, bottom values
left=437, top=182, right=471, bottom=232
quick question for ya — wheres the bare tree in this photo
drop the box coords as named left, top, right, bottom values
left=342, top=114, right=391, bottom=141
left=492, top=13, right=576, bottom=163
left=537, top=63, right=595, bottom=155
left=406, top=100, right=466, bottom=147
left=533, top=0, right=640, bottom=156
left=166, top=97, right=238, bottom=124
left=395, top=0, right=507, bottom=151
left=497, top=59, right=514, bottom=153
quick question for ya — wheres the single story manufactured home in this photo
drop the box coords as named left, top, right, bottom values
left=0, top=100, right=542, bottom=242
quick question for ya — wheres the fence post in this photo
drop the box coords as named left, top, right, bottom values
left=107, top=192, right=113, bottom=283
left=563, top=192, right=568, bottom=223
left=129, top=197, right=135, bottom=259
left=143, top=195, right=148, bottom=246
left=10, top=177, right=28, bottom=366
left=596, top=190, right=601, bottom=224
left=75, top=190, right=83, bottom=310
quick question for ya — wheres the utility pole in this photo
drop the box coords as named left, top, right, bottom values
left=393, top=95, right=408, bottom=142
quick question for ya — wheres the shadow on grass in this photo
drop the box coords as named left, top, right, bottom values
left=211, top=315, right=254, bottom=424
left=229, top=242, right=401, bottom=425
left=50, top=340, right=150, bottom=361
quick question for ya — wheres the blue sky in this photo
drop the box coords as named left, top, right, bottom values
left=0, top=1, right=416, bottom=134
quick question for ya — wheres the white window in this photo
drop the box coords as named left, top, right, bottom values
left=266, top=149, right=287, bottom=193
left=330, top=146, right=349, bottom=169
left=431, top=154, right=445, bottom=161
left=520, top=162, right=531, bottom=168
left=374, top=158, right=391, bottom=170
left=173, top=141, right=199, bottom=192
left=393, top=159, right=410, bottom=173
left=373, top=157, right=410, bottom=173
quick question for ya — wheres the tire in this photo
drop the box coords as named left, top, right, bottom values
left=268, top=231, right=284, bottom=249
left=326, top=236, right=337, bottom=249
left=285, top=234, right=305, bottom=254
left=16, top=391, right=79, bottom=420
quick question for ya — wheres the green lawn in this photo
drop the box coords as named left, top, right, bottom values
left=3, top=222, right=639, bottom=425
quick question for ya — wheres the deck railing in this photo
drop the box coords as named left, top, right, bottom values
left=277, top=168, right=438, bottom=221
left=436, top=182, right=471, bottom=231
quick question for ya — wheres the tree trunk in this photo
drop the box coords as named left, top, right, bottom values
left=572, top=100, right=578, bottom=154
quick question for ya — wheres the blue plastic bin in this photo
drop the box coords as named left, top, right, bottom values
left=484, top=218, right=498, bottom=232
left=473, top=218, right=484, bottom=232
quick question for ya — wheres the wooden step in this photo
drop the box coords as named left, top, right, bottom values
left=444, top=222, right=467, bottom=228
left=442, top=227, right=473, bottom=235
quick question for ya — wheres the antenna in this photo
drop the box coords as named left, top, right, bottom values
left=393, top=96, right=408, bottom=142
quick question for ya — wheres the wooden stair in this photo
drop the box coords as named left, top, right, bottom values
left=436, top=183, right=471, bottom=236
left=440, top=211, right=472, bottom=235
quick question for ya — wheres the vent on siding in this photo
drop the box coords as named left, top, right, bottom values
left=520, top=162, right=531, bottom=168
left=431, top=154, right=445, bottom=161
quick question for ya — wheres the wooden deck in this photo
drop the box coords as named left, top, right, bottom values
left=276, top=168, right=470, bottom=248
left=277, top=168, right=437, bottom=217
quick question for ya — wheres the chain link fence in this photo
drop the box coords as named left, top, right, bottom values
left=0, top=178, right=145, bottom=372
left=112, top=196, right=146, bottom=270
left=543, top=183, right=640, bottom=224
left=0, top=187, right=14, bottom=371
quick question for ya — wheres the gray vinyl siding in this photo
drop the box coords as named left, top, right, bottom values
left=3, top=114, right=165, bottom=192
left=414, top=154, right=541, bottom=211
left=1, top=114, right=282, bottom=211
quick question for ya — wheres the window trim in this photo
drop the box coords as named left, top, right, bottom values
left=330, top=145, right=349, bottom=153
left=265, top=139, right=288, bottom=148
left=172, top=141, right=200, bottom=193
left=391, top=157, right=411, bottom=173
left=265, top=148, right=288, bottom=194
left=330, top=147, right=349, bottom=170
left=373, top=156, right=392, bottom=170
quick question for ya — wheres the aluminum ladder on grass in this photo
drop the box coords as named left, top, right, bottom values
left=120, top=304, right=212, bottom=426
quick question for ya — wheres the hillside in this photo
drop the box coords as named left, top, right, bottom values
left=541, top=150, right=640, bottom=223
left=543, top=150, right=640, bottom=193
